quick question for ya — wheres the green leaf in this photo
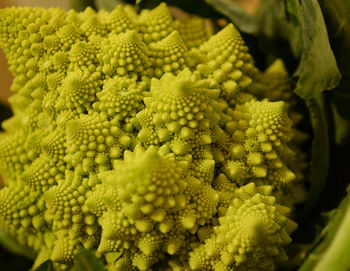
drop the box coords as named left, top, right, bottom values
left=318, top=0, right=350, bottom=145
left=287, top=0, right=341, bottom=99
left=74, top=249, right=106, bottom=271
left=299, top=186, right=350, bottom=270
left=330, top=97, right=350, bottom=145
left=253, top=0, right=297, bottom=67
left=283, top=0, right=304, bottom=58
left=299, top=95, right=330, bottom=219
left=94, top=0, right=128, bottom=11
left=254, top=0, right=290, bottom=39
left=69, top=0, right=96, bottom=11
left=254, top=0, right=341, bottom=98
left=34, top=260, right=55, bottom=271
left=0, top=228, right=35, bottom=260
left=203, top=0, right=258, bottom=33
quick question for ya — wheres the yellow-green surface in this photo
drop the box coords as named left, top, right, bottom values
left=0, top=3, right=306, bottom=270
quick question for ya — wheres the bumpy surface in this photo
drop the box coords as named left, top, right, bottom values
left=0, top=3, right=307, bottom=271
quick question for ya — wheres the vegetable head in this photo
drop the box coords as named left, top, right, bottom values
left=0, top=3, right=307, bottom=270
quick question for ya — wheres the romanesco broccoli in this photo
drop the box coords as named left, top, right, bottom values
left=0, top=3, right=308, bottom=270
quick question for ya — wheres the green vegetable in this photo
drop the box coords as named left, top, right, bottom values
left=0, top=3, right=311, bottom=270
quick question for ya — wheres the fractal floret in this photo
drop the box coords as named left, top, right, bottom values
left=0, top=3, right=308, bottom=270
